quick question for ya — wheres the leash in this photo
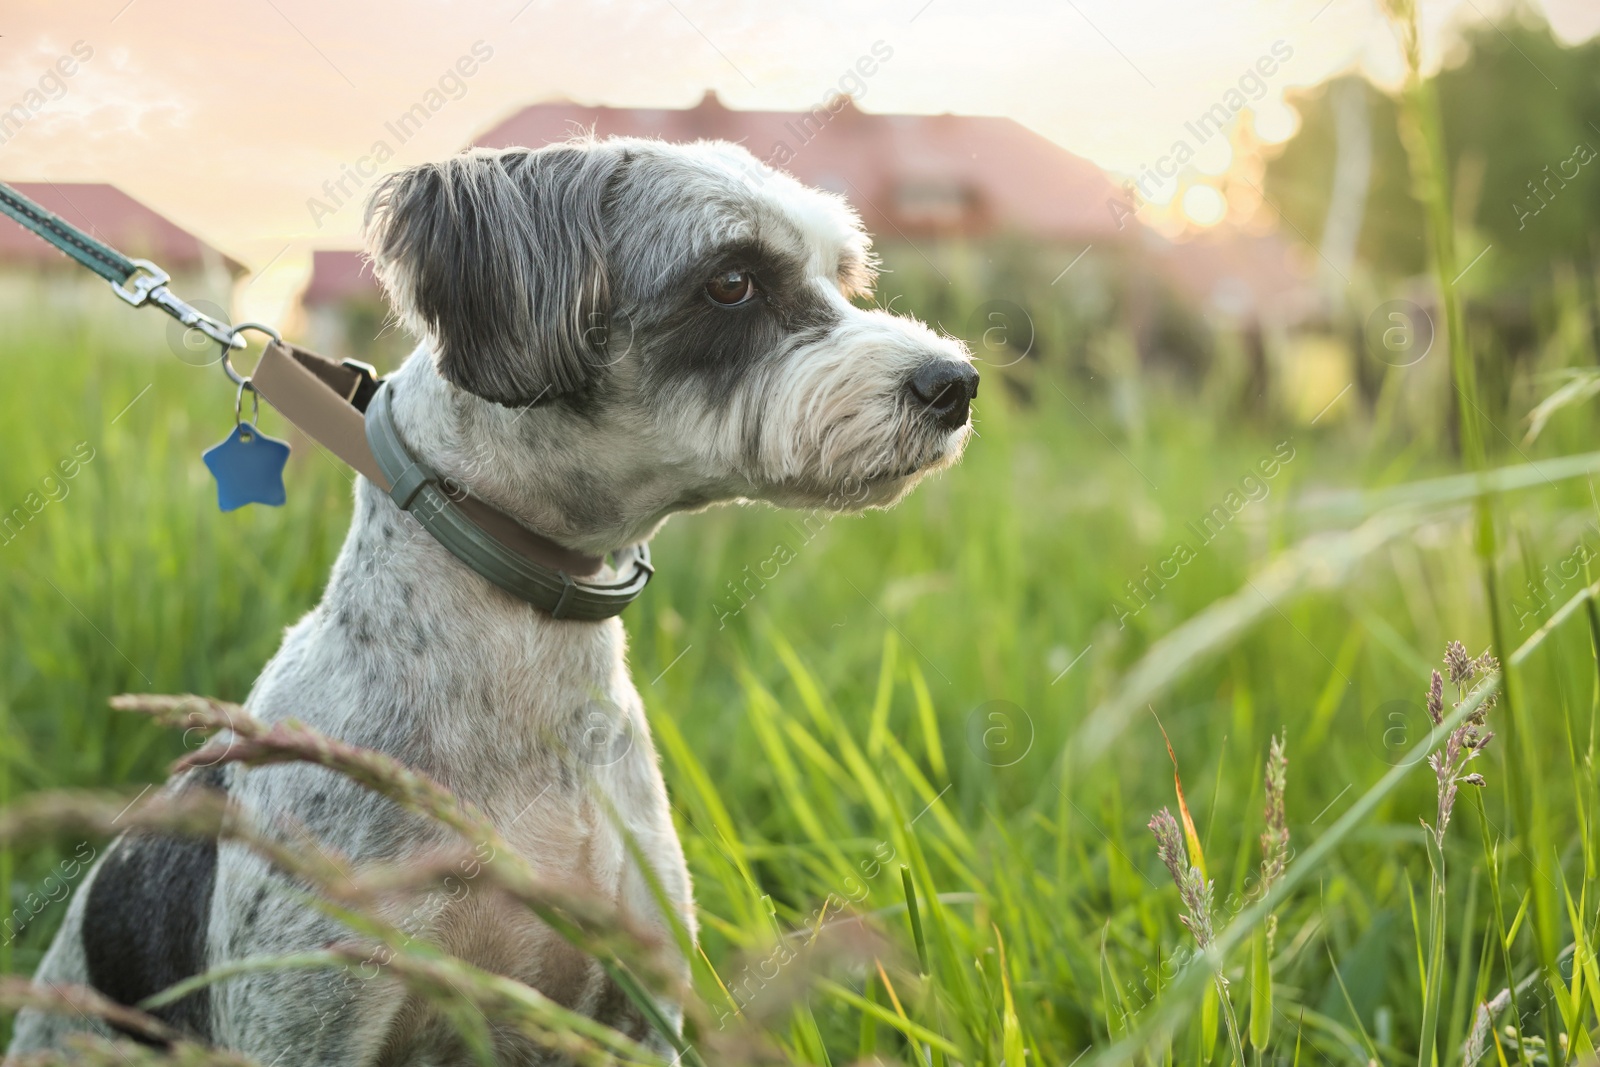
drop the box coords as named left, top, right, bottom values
left=0, top=180, right=652, bottom=620
left=0, top=183, right=243, bottom=350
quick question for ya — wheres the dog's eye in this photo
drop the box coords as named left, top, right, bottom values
left=705, top=269, right=756, bottom=307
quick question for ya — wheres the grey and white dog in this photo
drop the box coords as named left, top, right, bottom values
left=8, top=136, right=976, bottom=1065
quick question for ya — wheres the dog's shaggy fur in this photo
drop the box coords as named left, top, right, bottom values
left=8, top=136, right=975, bottom=1065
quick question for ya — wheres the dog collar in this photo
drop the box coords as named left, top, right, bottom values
left=364, top=383, right=653, bottom=620
left=250, top=340, right=652, bottom=621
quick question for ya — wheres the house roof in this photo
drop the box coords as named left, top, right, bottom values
left=0, top=182, right=246, bottom=276
left=471, top=92, right=1126, bottom=242
left=304, top=93, right=1127, bottom=309
left=305, top=95, right=1318, bottom=322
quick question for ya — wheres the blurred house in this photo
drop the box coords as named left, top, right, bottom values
left=474, top=91, right=1126, bottom=243
left=300, top=248, right=409, bottom=366
left=301, top=92, right=1133, bottom=357
left=301, top=93, right=1317, bottom=384
left=1154, top=230, right=1317, bottom=327
left=1133, top=228, right=1321, bottom=408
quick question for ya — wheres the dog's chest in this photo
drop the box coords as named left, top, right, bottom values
left=365, top=748, right=671, bottom=1064
left=235, top=484, right=692, bottom=1061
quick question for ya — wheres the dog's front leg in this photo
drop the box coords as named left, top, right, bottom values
left=208, top=845, right=411, bottom=1066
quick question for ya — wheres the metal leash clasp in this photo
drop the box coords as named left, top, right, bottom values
left=109, top=259, right=168, bottom=307
left=113, top=259, right=243, bottom=350
left=151, top=288, right=244, bottom=349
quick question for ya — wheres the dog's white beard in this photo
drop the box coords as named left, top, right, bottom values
left=746, top=311, right=970, bottom=501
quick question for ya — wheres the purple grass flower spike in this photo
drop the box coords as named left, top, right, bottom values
left=1423, top=642, right=1499, bottom=849
left=1148, top=807, right=1215, bottom=949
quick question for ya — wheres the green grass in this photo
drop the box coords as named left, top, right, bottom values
left=3, top=238, right=1600, bottom=1065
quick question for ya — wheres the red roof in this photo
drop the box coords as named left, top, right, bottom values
left=0, top=182, right=244, bottom=275
left=304, top=94, right=1126, bottom=309
left=471, top=92, right=1125, bottom=242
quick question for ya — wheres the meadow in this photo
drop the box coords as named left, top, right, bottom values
left=5, top=15, right=1600, bottom=1050
left=1, top=215, right=1598, bottom=1067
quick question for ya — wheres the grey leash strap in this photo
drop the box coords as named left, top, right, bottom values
left=0, top=180, right=240, bottom=349
left=0, top=181, right=135, bottom=284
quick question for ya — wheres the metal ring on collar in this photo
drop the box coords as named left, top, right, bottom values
left=219, top=322, right=284, bottom=389
left=235, top=378, right=261, bottom=428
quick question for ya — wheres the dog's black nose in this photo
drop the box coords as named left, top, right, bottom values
left=907, top=361, right=979, bottom=429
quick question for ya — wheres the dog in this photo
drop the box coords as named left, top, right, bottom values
left=8, top=136, right=977, bottom=1065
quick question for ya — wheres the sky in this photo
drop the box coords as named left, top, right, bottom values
left=2, top=0, right=1597, bottom=323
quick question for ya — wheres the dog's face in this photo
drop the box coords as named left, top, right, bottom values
left=365, top=138, right=976, bottom=527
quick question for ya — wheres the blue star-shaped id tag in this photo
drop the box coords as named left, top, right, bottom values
left=203, top=421, right=290, bottom=512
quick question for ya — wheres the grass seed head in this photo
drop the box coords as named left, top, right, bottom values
left=1462, top=989, right=1512, bottom=1065
left=1149, top=807, right=1186, bottom=887
left=1424, top=642, right=1500, bottom=848
left=1258, top=732, right=1289, bottom=896
left=1445, top=640, right=1474, bottom=686
left=1427, top=670, right=1445, bottom=725
left=1148, top=806, right=1215, bottom=948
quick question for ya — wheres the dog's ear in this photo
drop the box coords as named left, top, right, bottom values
left=364, top=143, right=624, bottom=406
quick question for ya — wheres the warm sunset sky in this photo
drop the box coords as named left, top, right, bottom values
left=3, top=0, right=1597, bottom=321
